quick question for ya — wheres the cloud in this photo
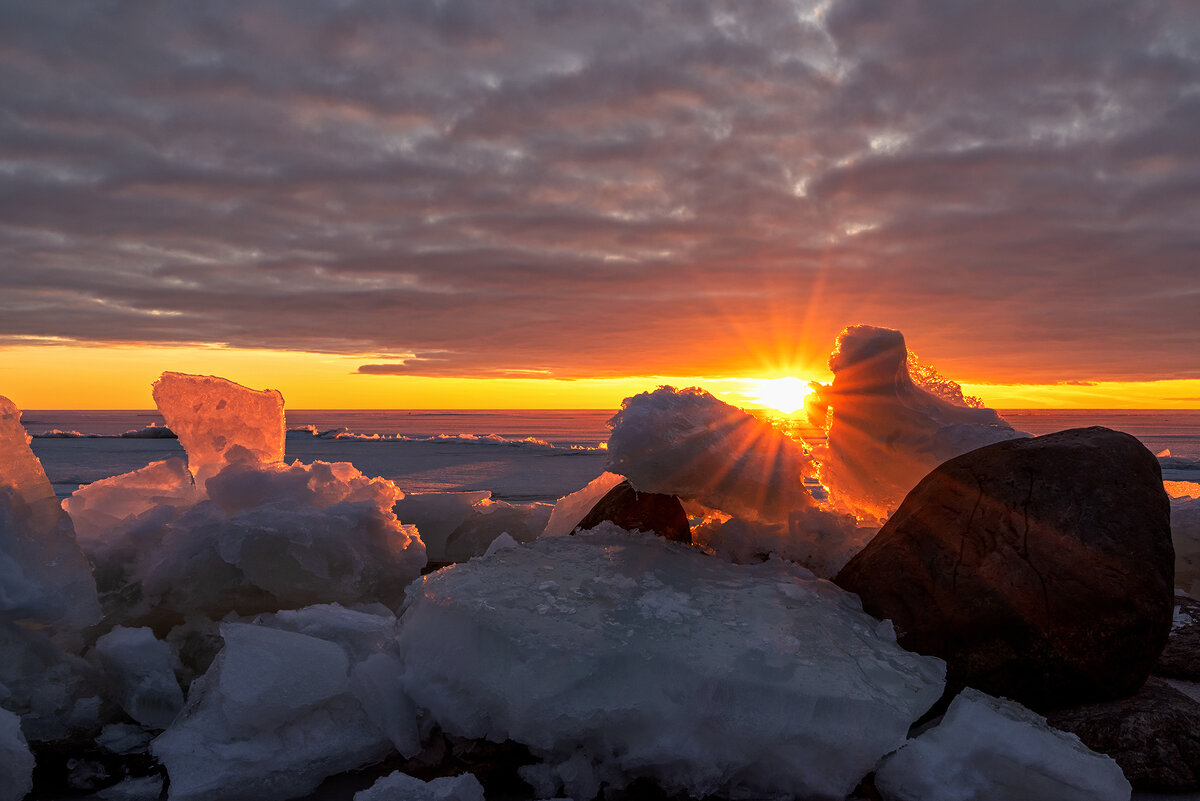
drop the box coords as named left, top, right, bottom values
left=1, top=0, right=1198, bottom=383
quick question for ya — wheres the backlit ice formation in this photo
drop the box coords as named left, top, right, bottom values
left=809, top=326, right=1024, bottom=518
left=396, top=525, right=946, bottom=801
left=0, top=395, right=100, bottom=630
left=875, top=688, right=1132, bottom=801
left=152, top=372, right=286, bottom=486
left=606, top=386, right=863, bottom=574
left=64, top=374, right=425, bottom=624
left=608, top=386, right=816, bottom=522
left=153, top=606, right=416, bottom=801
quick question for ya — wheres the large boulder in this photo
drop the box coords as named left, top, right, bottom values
left=1046, top=678, right=1200, bottom=792
left=836, top=427, right=1174, bottom=710
left=575, top=480, right=691, bottom=543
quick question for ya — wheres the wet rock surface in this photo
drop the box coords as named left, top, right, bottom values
left=1047, top=678, right=1200, bottom=792
left=1156, top=594, right=1200, bottom=681
left=837, top=427, right=1174, bottom=710
left=575, top=480, right=691, bottom=543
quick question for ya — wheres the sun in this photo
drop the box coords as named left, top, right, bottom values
left=745, top=377, right=813, bottom=415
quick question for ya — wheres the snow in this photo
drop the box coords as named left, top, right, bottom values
left=875, top=688, right=1131, bottom=801
left=152, top=372, right=286, bottom=487
left=0, top=395, right=101, bottom=630
left=0, top=706, right=34, bottom=801
left=396, top=524, right=945, bottom=801
left=354, top=771, right=485, bottom=801
left=153, top=610, right=413, bottom=801
left=93, top=626, right=183, bottom=729
left=808, top=326, right=1024, bottom=519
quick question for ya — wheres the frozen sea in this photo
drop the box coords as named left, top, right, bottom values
left=24, top=408, right=1200, bottom=501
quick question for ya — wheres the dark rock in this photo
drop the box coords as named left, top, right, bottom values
left=575, top=480, right=691, bottom=544
left=836, top=427, right=1174, bottom=710
left=1156, top=594, right=1200, bottom=681
left=1046, top=678, right=1200, bottom=791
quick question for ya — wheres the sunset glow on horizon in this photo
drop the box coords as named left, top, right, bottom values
left=1, top=3, right=1197, bottom=410
left=4, top=341, right=1200, bottom=412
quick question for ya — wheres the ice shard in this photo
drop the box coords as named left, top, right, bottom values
left=152, top=372, right=285, bottom=487
left=0, top=395, right=100, bottom=629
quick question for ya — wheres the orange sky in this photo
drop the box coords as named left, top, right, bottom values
left=4, top=343, right=1199, bottom=411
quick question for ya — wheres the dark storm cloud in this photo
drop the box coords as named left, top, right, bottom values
left=1, top=0, right=1198, bottom=382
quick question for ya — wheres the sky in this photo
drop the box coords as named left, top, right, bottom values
left=2, top=1, right=1199, bottom=409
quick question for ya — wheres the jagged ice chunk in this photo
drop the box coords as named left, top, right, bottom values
left=152, top=372, right=285, bottom=487
left=153, top=613, right=409, bottom=801
left=94, top=626, right=184, bottom=730
left=875, top=688, right=1131, bottom=801
left=0, top=395, right=100, bottom=630
left=396, top=525, right=945, bottom=801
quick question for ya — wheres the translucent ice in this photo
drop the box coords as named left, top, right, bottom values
left=152, top=372, right=285, bottom=487
left=65, top=457, right=198, bottom=608
left=93, top=626, right=183, bottom=730
left=809, top=326, right=1024, bottom=518
left=0, top=395, right=100, bottom=629
left=542, top=471, right=625, bottom=537
left=607, top=386, right=817, bottom=523
left=153, top=613, right=409, bottom=801
left=0, top=706, right=34, bottom=801
left=395, top=491, right=550, bottom=563
left=874, top=688, right=1131, bottom=801
left=354, top=771, right=485, bottom=801
left=396, top=525, right=945, bottom=800
left=691, top=508, right=877, bottom=577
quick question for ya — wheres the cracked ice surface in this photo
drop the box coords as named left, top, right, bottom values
left=0, top=395, right=100, bottom=630
left=152, top=372, right=285, bottom=487
left=396, top=525, right=945, bottom=801
left=153, top=607, right=415, bottom=801
left=875, top=688, right=1131, bottom=801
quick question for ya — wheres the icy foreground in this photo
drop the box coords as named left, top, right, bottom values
left=0, top=395, right=100, bottom=630
left=64, top=377, right=426, bottom=625
left=153, top=607, right=415, bottom=801
left=875, top=688, right=1131, bottom=801
left=396, top=525, right=946, bottom=801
